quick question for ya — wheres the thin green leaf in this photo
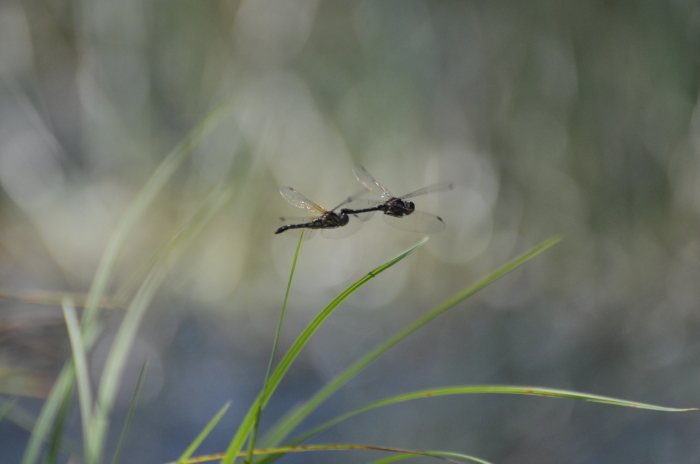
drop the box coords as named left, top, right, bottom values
left=245, top=230, right=305, bottom=464
left=176, top=402, right=231, bottom=464
left=23, top=105, right=234, bottom=464
left=82, top=101, right=234, bottom=332
left=111, top=361, right=149, bottom=464
left=90, top=185, right=234, bottom=464
left=369, top=454, right=416, bottom=464
left=0, top=397, right=17, bottom=422
left=287, top=384, right=695, bottom=448
left=112, top=182, right=234, bottom=307
left=220, top=237, right=429, bottom=464
left=45, top=383, right=74, bottom=464
left=90, top=265, right=169, bottom=464
left=259, top=236, right=562, bottom=456
left=169, top=444, right=492, bottom=464
left=21, top=368, right=74, bottom=464
left=61, top=300, right=93, bottom=460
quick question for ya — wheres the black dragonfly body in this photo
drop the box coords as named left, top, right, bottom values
left=275, top=187, right=363, bottom=239
left=341, top=164, right=454, bottom=234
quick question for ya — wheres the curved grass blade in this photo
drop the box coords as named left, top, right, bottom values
left=244, top=230, right=305, bottom=464
left=82, top=101, right=234, bottom=331
left=111, top=361, right=149, bottom=464
left=89, top=265, right=169, bottom=464
left=90, top=186, right=234, bottom=464
left=284, top=385, right=696, bottom=449
left=176, top=402, right=232, bottom=464
left=220, top=237, right=430, bottom=464
left=0, top=397, right=17, bottom=423
left=370, top=454, right=416, bottom=464
left=259, top=236, right=563, bottom=456
left=21, top=104, right=235, bottom=464
left=61, top=300, right=93, bottom=460
left=46, top=383, right=75, bottom=464
left=113, top=182, right=234, bottom=306
left=167, top=444, right=492, bottom=464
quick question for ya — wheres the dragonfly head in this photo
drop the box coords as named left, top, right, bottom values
left=404, top=200, right=415, bottom=214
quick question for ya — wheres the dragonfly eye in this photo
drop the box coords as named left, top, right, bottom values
left=338, top=213, right=350, bottom=226
left=405, top=201, right=415, bottom=213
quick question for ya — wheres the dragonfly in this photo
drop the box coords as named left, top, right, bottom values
left=340, top=164, right=454, bottom=234
left=275, top=187, right=365, bottom=239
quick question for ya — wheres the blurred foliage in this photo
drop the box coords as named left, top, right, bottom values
left=1, top=0, right=700, bottom=463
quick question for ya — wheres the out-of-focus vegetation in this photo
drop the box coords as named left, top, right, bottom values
left=1, top=0, right=700, bottom=462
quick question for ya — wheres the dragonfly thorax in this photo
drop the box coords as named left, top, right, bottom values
left=320, top=211, right=349, bottom=228
left=384, top=198, right=415, bottom=217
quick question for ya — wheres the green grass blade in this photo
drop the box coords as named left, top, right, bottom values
left=90, top=184, right=234, bottom=464
left=171, top=445, right=493, bottom=464
left=245, top=230, right=305, bottom=464
left=22, top=105, right=234, bottom=464
left=0, top=397, right=17, bottom=422
left=112, top=182, right=234, bottom=307
left=285, top=384, right=695, bottom=448
left=110, top=361, right=149, bottom=464
left=220, top=237, right=429, bottom=464
left=369, top=454, right=415, bottom=464
left=259, top=236, right=562, bottom=455
left=61, top=299, right=93, bottom=461
left=176, top=402, right=231, bottom=464
left=45, top=382, right=74, bottom=464
left=21, top=366, right=74, bottom=464
left=82, top=101, right=233, bottom=332
left=89, top=265, right=169, bottom=464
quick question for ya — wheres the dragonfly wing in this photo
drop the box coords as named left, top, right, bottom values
left=302, top=229, right=317, bottom=240
left=329, top=188, right=370, bottom=211
left=320, top=216, right=362, bottom=239
left=279, top=216, right=316, bottom=223
left=399, top=182, right=455, bottom=200
left=279, top=187, right=327, bottom=214
left=383, top=211, right=446, bottom=234
left=353, top=164, right=393, bottom=200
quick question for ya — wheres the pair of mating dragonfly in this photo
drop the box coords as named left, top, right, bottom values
left=275, top=165, right=454, bottom=239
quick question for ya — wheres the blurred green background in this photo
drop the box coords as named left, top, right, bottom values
left=1, top=0, right=700, bottom=462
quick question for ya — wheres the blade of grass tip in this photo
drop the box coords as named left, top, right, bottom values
left=259, top=236, right=562, bottom=456
left=244, top=229, right=305, bottom=464
left=82, top=100, right=234, bottom=333
left=220, top=237, right=429, bottom=464
left=61, top=299, right=93, bottom=461
left=89, top=265, right=169, bottom=464
left=112, top=182, right=235, bottom=307
left=0, top=397, right=17, bottom=422
left=176, top=402, right=232, bottom=464
left=110, top=360, right=149, bottom=464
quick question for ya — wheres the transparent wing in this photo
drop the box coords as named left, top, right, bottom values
left=399, top=182, right=455, bottom=200
left=383, top=211, right=446, bottom=234
left=320, top=216, right=362, bottom=239
left=353, top=164, right=394, bottom=200
left=302, top=229, right=317, bottom=240
left=279, top=216, right=316, bottom=224
left=329, top=188, right=371, bottom=211
left=279, top=187, right=327, bottom=214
